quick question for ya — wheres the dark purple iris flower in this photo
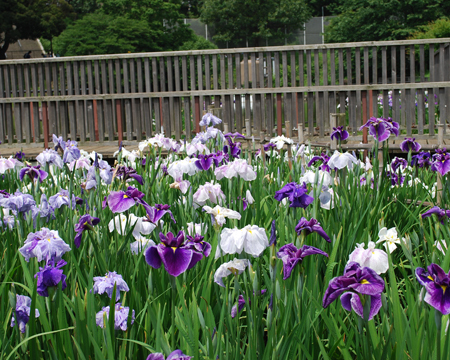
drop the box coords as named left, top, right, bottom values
left=0, top=190, right=10, bottom=198
left=212, top=151, right=227, bottom=166
left=15, top=151, right=25, bottom=161
left=360, top=116, right=399, bottom=142
left=231, top=289, right=267, bottom=318
left=145, top=231, right=205, bottom=277
left=330, top=126, right=349, bottom=141
left=195, top=154, right=214, bottom=171
left=307, top=153, right=330, bottom=172
left=416, top=264, right=450, bottom=315
left=390, top=157, right=408, bottom=172
left=19, top=165, right=48, bottom=183
left=411, top=152, right=431, bottom=168
left=386, top=171, right=405, bottom=186
left=274, top=182, right=314, bottom=208
left=147, top=350, right=193, bottom=360
left=277, top=244, right=328, bottom=280
left=224, top=132, right=245, bottom=141
left=431, top=148, right=450, bottom=176
left=186, top=233, right=212, bottom=257
left=114, top=165, right=144, bottom=185
left=74, top=214, right=100, bottom=248
left=107, top=186, right=148, bottom=213
left=223, top=138, right=242, bottom=159
left=10, top=294, right=40, bottom=333
left=144, top=203, right=176, bottom=224
left=295, top=217, right=330, bottom=242
left=323, top=262, right=385, bottom=320
left=35, top=259, right=68, bottom=297
left=269, top=220, right=276, bottom=246
left=421, top=206, right=450, bottom=224
left=400, top=137, right=421, bottom=152
left=264, top=143, right=277, bottom=152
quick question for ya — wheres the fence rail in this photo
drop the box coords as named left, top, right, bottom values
left=1, top=38, right=450, bottom=147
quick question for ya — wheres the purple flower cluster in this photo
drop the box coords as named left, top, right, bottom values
left=274, top=182, right=314, bottom=208
left=35, top=259, right=68, bottom=297
left=308, top=153, right=330, bottom=172
left=411, top=152, right=431, bottom=168
left=360, top=116, right=399, bottom=142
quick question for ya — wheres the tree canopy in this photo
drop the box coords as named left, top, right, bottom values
left=325, top=0, right=450, bottom=43
left=0, top=0, right=74, bottom=59
left=200, top=0, right=311, bottom=47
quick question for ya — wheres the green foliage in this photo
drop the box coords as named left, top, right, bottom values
left=0, top=0, right=74, bottom=59
left=53, top=13, right=160, bottom=56
left=178, top=34, right=217, bottom=50
left=200, top=0, right=311, bottom=47
left=325, top=0, right=450, bottom=43
left=410, top=17, right=450, bottom=39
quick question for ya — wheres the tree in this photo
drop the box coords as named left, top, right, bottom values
left=200, top=0, right=311, bottom=47
left=0, top=0, right=74, bottom=59
left=325, top=0, right=450, bottom=43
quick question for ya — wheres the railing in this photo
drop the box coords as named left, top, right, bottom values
left=1, top=38, right=450, bottom=147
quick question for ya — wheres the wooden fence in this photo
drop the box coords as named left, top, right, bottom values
left=1, top=38, right=450, bottom=147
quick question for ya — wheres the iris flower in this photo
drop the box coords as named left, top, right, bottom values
left=307, top=153, right=330, bottom=172
left=214, top=258, right=251, bottom=287
left=277, top=244, right=328, bottom=280
left=145, top=231, right=206, bottom=277
left=348, top=242, right=389, bottom=275
left=422, top=206, right=450, bottom=224
left=74, top=214, right=100, bottom=248
left=19, top=228, right=71, bottom=262
left=107, top=187, right=148, bottom=213
left=92, top=271, right=130, bottom=301
left=144, top=204, right=176, bottom=224
left=360, top=116, right=399, bottom=142
left=215, top=225, right=269, bottom=258
left=11, top=294, right=40, bottom=333
left=146, top=350, right=192, bottom=360
left=199, top=112, right=222, bottom=127
left=36, top=149, right=63, bottom=168
left=323, top=262, right=385, bottom=320
left=295, top=217, right=330, bottom=242
left=274, top=182, right=314, bottom=208
left=202, top=205, right=241, bottom=227
left=330, top=126, right=349, bottom=141
left=35, top=259, right=68, bottom=297
left=95, top=303, right=135, bottom=331
left=416, top=264, right=450, bottom=315
left=431, top=148, right=450, bottom=176
left=114, top=165, right=144, bottom=185
left=19, top=165, right=48, bottom=183
left=400, top=137, right=421, bottom=152
left=195, top=154, right=214, bottom=171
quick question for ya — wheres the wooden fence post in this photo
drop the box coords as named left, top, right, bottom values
left=437, top=123, right=444, bottom=205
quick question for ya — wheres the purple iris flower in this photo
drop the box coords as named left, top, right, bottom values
left=200, top=112, right=222, bottom=127
left=31, top=194, right=55, bottom=226
left=223, top=141, right=241, bottom=159
left=269, top=220, right=276, bottom=246
left=224, top=132, right=245, bottom=141
left=10, top=294, right=40, bottom=333
left=36, top=149, right=63, bottom=168
left=400, top=137, right=421, bottom=152
left=274, top=182, right=314, bottom=208
left=360, top=117, right=398, bottom=142
left=19, top=227, right=71, bottom=262
left=81, top=166, right=97, bottom=190
left=416, top=264, right=450, bottom=315
left=277, top=244, right=328, bottom=280
left=330, top=126, right=349, bottom=141
left=390, top=157, right=408, bottom=172
left=107, top=186, right=147, bottom=213
left=386, top=171, right=405, bottom=186
left=307, top=153, right=330, bottom=172
left=98, top=160, right=112, bottom=184
left=185, top=233, right=212, bottom=257
left=231, top=289, right=267, bottom=318
left=92, top=271, right=130, bottom=301
left=144, top=203, right=176, bottom=224
left=147, top=350, right=193, bottom=360
left=431, top=148, right=450, bottom=176
left=48, top=189, right=76, bottom=210
left=323, top=262, right=385, bottom=320
left=62, top=140, right=81, bottom=163
left=421, top=206, right=450, bottom=224
left=15, top=151, right=25, bottom=161
left=212, top=151, right=227, bottom=166
left=195, top=154, right=214, bottom=171
left=264, top=143, right=277, bottom=152
left=74, top=214, right=100, bottom=248
left=95, top=303, right=135, bottom=331
left=411, top=152, right=431, bottom=168
left=114, top=165, right=144, bottom=185
left=0, top=191, right=36, bottom=216
left=35, top=259, right=68, bottom=297
left=145, top=231, right=204, bottom=277
left=19, top=165, right=48, bottom=183
left=295, top=217, right=330, bottom=242
left=0, top=190, right=10, bottom=198
left=53, top=134, right=66, bottom=152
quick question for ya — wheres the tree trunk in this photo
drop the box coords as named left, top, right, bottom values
left=0, top=41, right=10, bottom=60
